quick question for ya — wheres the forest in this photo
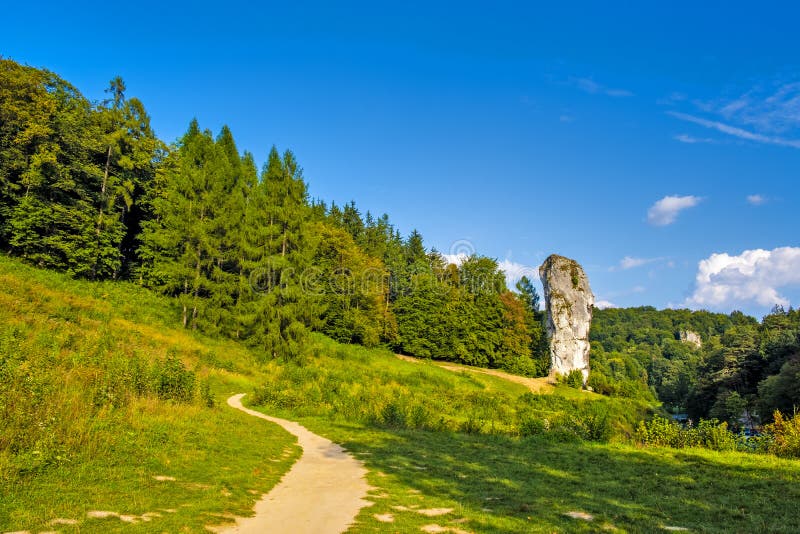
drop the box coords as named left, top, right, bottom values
left=1, top=57, right=798, bottom=426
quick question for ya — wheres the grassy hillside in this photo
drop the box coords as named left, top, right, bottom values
left=3, top=253, right=800, bottom=533
left=242, top=342, right=800, bottom=533
left=0, top=254, right=300, bottom=532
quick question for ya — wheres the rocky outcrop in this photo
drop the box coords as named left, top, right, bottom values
left=539, top=255, right=594, bottom=385
left=679, top=330, right=702, bottom=349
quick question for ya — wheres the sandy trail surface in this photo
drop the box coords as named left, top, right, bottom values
left=395, top=353, right=554, bottom=393
left=217, top=394, right=372, bottom=534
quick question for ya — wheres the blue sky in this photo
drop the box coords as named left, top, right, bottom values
left=4, top=1, right=799, bottom=318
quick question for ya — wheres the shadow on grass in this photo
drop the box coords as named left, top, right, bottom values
left=317, top=421, right=800, bottom=533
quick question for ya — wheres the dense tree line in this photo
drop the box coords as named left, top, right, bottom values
left=590, top=305, right=800, bottom=427
left=0, top=58, right=547, bottom=373
left=0, top=60, right=160, bottom=279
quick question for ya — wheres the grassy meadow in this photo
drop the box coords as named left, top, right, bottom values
left=0, top=255, right=299, bottom=532
left=3, top=253, right=800, bottom=533
left=281, top=419, right=800, bottom=533
left=242, top=342, right=800, bottom=533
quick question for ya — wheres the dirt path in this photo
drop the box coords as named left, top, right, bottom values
left=395, top=354, right=555, bottom=393
left=217, top=394, right=372, bottom=534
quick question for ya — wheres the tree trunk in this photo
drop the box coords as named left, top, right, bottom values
left=182, top=280, right=189, bottom=328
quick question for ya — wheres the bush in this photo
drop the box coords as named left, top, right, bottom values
left=760, top=410, right=800, bottom=458
left=459, top=418, right=485, bottom=435
left=519, top=416, right=547, bottom=437
left=696, top=419, right=736, bottom=451
left=380, top=401, right=407, bottom=428
left=635, top=416, right=736, bottom=451
left=199, top=379, right=215, bottom=408
left=151, top=354, right=196, bottom=403
left=558, top=370, right=584, bottom=389
left=583, top=405, right=613, bottom=442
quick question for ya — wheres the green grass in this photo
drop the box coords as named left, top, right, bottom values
left=262, top=416, right=800, bottom=533
left=4, top=252, right=800, bottom=533
left=250, top=334, right=651, bottom=440
left=0, top=254, right=299, bottom=532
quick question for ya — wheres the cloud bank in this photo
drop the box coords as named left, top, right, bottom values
left=686, top=247, right=800, bottom=310
left=647, top=195, right=702, bottom=226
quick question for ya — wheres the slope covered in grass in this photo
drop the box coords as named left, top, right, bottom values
left=4, top=253, right=800, bottom=533
left=250, top=333, right=651, bottom=440
left=0, top=254, right=300, bottom=532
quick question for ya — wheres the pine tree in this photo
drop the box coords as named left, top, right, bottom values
left=245, top=147, right=318, bottom=359
left=139, top=120, right=229, bottom=329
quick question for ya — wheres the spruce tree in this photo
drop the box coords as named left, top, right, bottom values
left=139, top=120, right=229, bottom=329
left=245, top=147, right=318, bottom=359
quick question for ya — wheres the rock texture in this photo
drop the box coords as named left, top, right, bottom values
left=679, top=330, right=702, bottom=349
left=539, top=255, right=594, bottom=385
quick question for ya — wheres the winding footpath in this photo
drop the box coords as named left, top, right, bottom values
left=395, top=353, right=555, bottom=393
left=219, top=394, right=372, bottom=534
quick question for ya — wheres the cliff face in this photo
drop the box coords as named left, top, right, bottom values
left=679, top=330, right=703, bottom=349
left=538, top=254, right=594, bottom=385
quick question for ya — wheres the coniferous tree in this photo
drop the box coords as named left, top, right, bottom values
left=246, top=147, right=318, bottom=358
left=139, top=120, right=229, bottom=328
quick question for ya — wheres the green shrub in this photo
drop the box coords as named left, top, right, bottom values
left=380, top=401, right=407, bottom=428
left=558, top=370, right=584, bottom=389
left=199, top=379, right=215, bottom=408
left=760, top=410, right=800, bottom=458
left=635, top=416, right=680, bottom=447
left=459, top=418, right=485, bottom=435
left=696, top=419, right=736, bottom=451
left=636, top=416, right=736, bottom=451
left=151, top=354, right=196, bottom=403
left=583, top=405, right=613, bottom=442
left=519, top=416, right=547, bottom=437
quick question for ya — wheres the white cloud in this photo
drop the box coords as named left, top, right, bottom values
left=647, top=195, right=702, bottom=226
left=686, top=247, right=800, bottom=310
left=498, top=259, right=540, bottom=289
left=595, top=300, right=617, bottom=309
left=720, top=82, right=800, bottom=134
left=747, top=194, right=767, bottom=206
left=657, top=92, right=688, bottom=106
left=667, top=111, right=800, bottom=149
left=442, top=253, right=468, bottom=266
left=569, top=77, right=634, bottom=98
left=674, top=133, right=716, bottom=144
left=618, top=256, right=659, bottom=270
left=441, top=253, right=539, bottom=290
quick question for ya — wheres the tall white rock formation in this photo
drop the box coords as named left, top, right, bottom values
left=538, top=254, right=594, bottom=385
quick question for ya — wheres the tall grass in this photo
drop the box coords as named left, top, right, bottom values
left=0, top=254, right=298, bottom=533
left=250, top=333, right=651, bottom=442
